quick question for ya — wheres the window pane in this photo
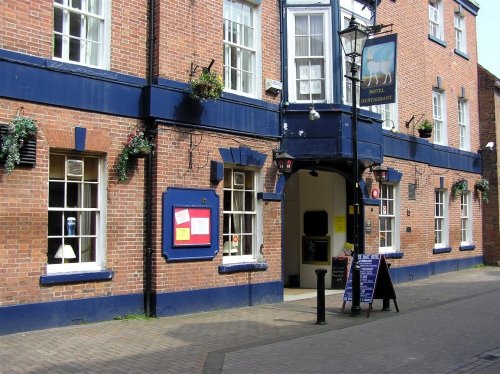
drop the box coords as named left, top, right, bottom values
left=69, top=12, right=82, bottom=37
left=69, top=37, right=81, bottom=61
left=84, top=157, right=98, bottom=181
left=80, top=212, right=96, bottom=235
left=67, top=182, right=81, bottom=208
left=54, top=7, right=63, bottom=33
left=48, top=211, right=63, bottom=236
left=49, top=181, right=65, bottom=207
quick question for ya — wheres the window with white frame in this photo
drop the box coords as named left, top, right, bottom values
left=429, top=0, right=444, bottom=40
left=47, top=153, right=105, bottom=273
left=460, top=191, right=472, bottom=245
left=433, top=90, right=446, bottom=145
left=287, top=8, right=330, bottom=103
left=379, top=183, right=397, bottom=253
left=458, top=98, right=470, bottom=150
left=454, top=13, right=466, bottom=53
left=434, top=189, right=448, bottom=248
left=222, top=167, right=262, bottom=263
left=373, top=103, right=397, bottom=131
left=53, top=0, right=109, bottom=68
left=223, top=0, right=260, bottom=97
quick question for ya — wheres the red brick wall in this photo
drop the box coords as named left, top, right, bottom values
left=478, top=66, right=500, bottom=265
left=152, top=126, right=281, bottom=293
left=0, top=99, right=147, bottom=306
left=365, top=0, right=483, bottom=267
left=0, top=0, right=148, bottom=77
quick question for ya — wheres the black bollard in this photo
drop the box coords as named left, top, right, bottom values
left=315, top=268, right=327, bottom=325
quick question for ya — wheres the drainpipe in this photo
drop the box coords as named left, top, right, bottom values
left=144, top=0, right=156, bottom=317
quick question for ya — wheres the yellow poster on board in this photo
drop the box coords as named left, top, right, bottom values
left=176, top=227, right=190, bottom=241
left=334, top=216, right=346, bottom=233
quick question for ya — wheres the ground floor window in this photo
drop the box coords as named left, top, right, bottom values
left=222, top=166, right=261, bottom=263
left=434, top=189, right=448, bottom=247
left=47, top=153, right=105, bottom=273
left=460, top=191, right=472, bottom=245
left=379, top=183, right=397, bottom=253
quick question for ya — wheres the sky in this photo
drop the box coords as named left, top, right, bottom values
left=476, top=0, right=500, bottom=77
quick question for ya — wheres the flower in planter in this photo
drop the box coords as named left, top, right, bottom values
left=190, top=69, right=224, bottom=100
left=417, top=119, right=433, bottom=138
left=451, top=178, right=468, bottom=198
left=0, top=115, right=37, bottom=175
left=474, top=178, right=489, bottom=203
left=116, top=130, right=154, bottom=182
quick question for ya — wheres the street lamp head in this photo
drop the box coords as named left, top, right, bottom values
left=339, top=15, right=369, bottom=58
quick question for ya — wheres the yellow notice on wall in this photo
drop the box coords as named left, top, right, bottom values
left=176, top=228, right=191, bottom=241
left=334, top=216, right=346, bottom=233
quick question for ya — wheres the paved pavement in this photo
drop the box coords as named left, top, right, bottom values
left=1, top=266, right=499, bottom=373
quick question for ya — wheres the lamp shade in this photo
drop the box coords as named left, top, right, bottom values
left=54, top=244, right=76, bottom=259
left=339, top=15, right=369, bottom=57
left=372, top=165, right=388, bottom=182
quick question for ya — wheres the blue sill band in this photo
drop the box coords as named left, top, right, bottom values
left=433, top=247, right=452, bottom=254
left=383, top=252, right=404, bottom=259
left=428, top=34, right=448, bottom=48
left=40, top=270, right=114, bottom=285
left=454, top=49, right=470, bottom=60
left=459, top=245, right=476, bottom=251
left=218, top=262, right=268, bottom=274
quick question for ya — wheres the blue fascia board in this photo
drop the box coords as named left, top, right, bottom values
left=149, top=79, right=280, bottom=138
left=0, top=49, right=144, bottom=118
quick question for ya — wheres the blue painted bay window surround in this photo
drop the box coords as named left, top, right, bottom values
left=281, top=103, right=383, bottom=166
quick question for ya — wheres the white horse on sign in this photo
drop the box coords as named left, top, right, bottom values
left=365, top=48, right=392, bottom=87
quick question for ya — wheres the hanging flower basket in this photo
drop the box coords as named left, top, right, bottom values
left=190, top=69, right=224, bottom=100
left=451, top=178, right=468, bottom=198
left=474, top=178, right=489, bottom=203
left=0, top=114, right=37, bottom=175
left=116, top=129, right=154, bottom=182
left=417, top=119, right=433, bottom=139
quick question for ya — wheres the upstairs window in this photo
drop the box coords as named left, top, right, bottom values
left=47, top=153, right=106, bottom=273
left=433, top=90, right=447, bottom=145
left=287, top=8, right=331, bottom=103
left=53, top=0, right=109, bottom=68
left=429, top=0, right=444, bottom=41
left=454, top=13, right=467, bottom=54
left=223, top=0, right=260, bottom=97
left=458, top=99, right=470, bottom=150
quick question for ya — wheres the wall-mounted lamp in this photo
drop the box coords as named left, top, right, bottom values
left=309, top=105, right=320, bottom=121
left=371, top=165, right=389, bottom=182
left=273, top=150, right=295, bottom=174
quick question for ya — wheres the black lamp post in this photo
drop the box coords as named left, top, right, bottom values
left=339, top=15, right=369, bottom=317
left=274, top=150, right=295, bottom=174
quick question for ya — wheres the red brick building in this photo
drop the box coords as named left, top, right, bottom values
left=0, top=0, right=485, bottom=334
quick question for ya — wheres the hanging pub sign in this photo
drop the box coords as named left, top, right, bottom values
left=360, top=34, right=398, bottom=106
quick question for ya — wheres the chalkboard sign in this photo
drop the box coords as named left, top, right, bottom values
left=342, top=254, right=398, bottom=317
left=343, top=254, right=380, bottom=303
left=331, top=257, right=349, bottom=289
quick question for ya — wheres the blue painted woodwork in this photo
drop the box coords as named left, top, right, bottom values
left=218, top=262, right=268, bottom=273
left=455, top=0, right=479, bottom=15
left=459, top=245, right=476, bottom=251
left=257, top=192, right=282, bottom=201
left=210, top=160, right=224, bottom=183
left=387, top=167, right=402, bottom=182
left=433, top=247, right=453, bottom=254
left=218, top=145, right=267, bottom=167
left=0, top=49, right=144, bottom=118
left=148, top=79, right=280, bottom=138
left=40, top=270, right=114, bottom=285
left=0, top=293, right=143, bottom=335
left=75, top=126, right=86, bottom=151
left=154, top=281, right=283, bottom=317
left=162, top=187, right=220, bottom=261
left=281, top=103, right=383, bottom=165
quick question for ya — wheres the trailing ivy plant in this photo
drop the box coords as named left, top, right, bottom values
left=116, top=129, right=154, bottom=182
left=451, top=178, right=468, bottom=198
left=474, top=178, right=489, bottom=203
left=0, top=115, right=37, bottom=175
